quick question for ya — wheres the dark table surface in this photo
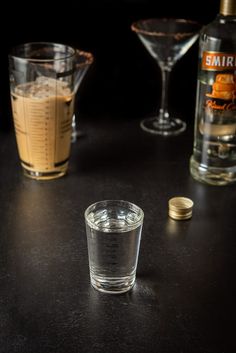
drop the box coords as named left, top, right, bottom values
left=0, top=114, right=235, bottom=353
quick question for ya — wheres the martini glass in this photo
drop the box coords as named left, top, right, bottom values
left=131, top=18, right=201, bottom=136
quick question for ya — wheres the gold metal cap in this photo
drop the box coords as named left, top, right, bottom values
left=168, top=197, right=194, bottom=221
left=220, top=0, right=236, bottom=15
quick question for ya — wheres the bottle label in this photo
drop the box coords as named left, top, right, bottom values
left=202, top=51, right=236, bottom=111
left=202, top=52, right=236, bottom=71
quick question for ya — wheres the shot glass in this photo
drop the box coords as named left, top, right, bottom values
left=85, top=200, right=144, bottom=294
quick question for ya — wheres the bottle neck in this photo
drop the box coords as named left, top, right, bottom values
left=220, top=0, right=236, bottom=16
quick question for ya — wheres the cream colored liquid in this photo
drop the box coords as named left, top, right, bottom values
left=11, top=78, right=75, bottom=179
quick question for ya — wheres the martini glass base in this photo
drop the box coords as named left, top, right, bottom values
left=140, top=116, right=186, bottom=136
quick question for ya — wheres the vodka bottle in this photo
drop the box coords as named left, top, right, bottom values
left=190, top=0, right=236, bottom=185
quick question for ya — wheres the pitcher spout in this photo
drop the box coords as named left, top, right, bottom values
left=74, top=50, right=94, bottom=93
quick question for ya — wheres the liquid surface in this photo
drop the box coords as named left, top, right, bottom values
left=86, top=205, right=142, bottom=232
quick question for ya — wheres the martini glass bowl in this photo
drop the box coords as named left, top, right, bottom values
left=131, top=18, right=201, bottom=136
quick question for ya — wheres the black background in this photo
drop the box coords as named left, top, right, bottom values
left=0, top=0, right=218, bottom=130
left=1, top=2, right=236, bottom=353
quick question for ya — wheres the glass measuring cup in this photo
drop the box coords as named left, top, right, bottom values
left=9, top=42, right=93, bottom=180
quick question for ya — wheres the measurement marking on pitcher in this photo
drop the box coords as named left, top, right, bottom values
left=11, top=77, right=75, bottom=174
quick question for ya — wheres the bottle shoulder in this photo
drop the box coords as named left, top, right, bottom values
left=201, top=15, right=236, bottom=40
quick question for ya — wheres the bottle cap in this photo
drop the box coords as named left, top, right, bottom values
left=168, top=197, right=194, bottom=220
left=220, top=0, right=236, bottom=15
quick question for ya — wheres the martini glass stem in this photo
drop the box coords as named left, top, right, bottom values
left=158, top=67, right=171, bottom=124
